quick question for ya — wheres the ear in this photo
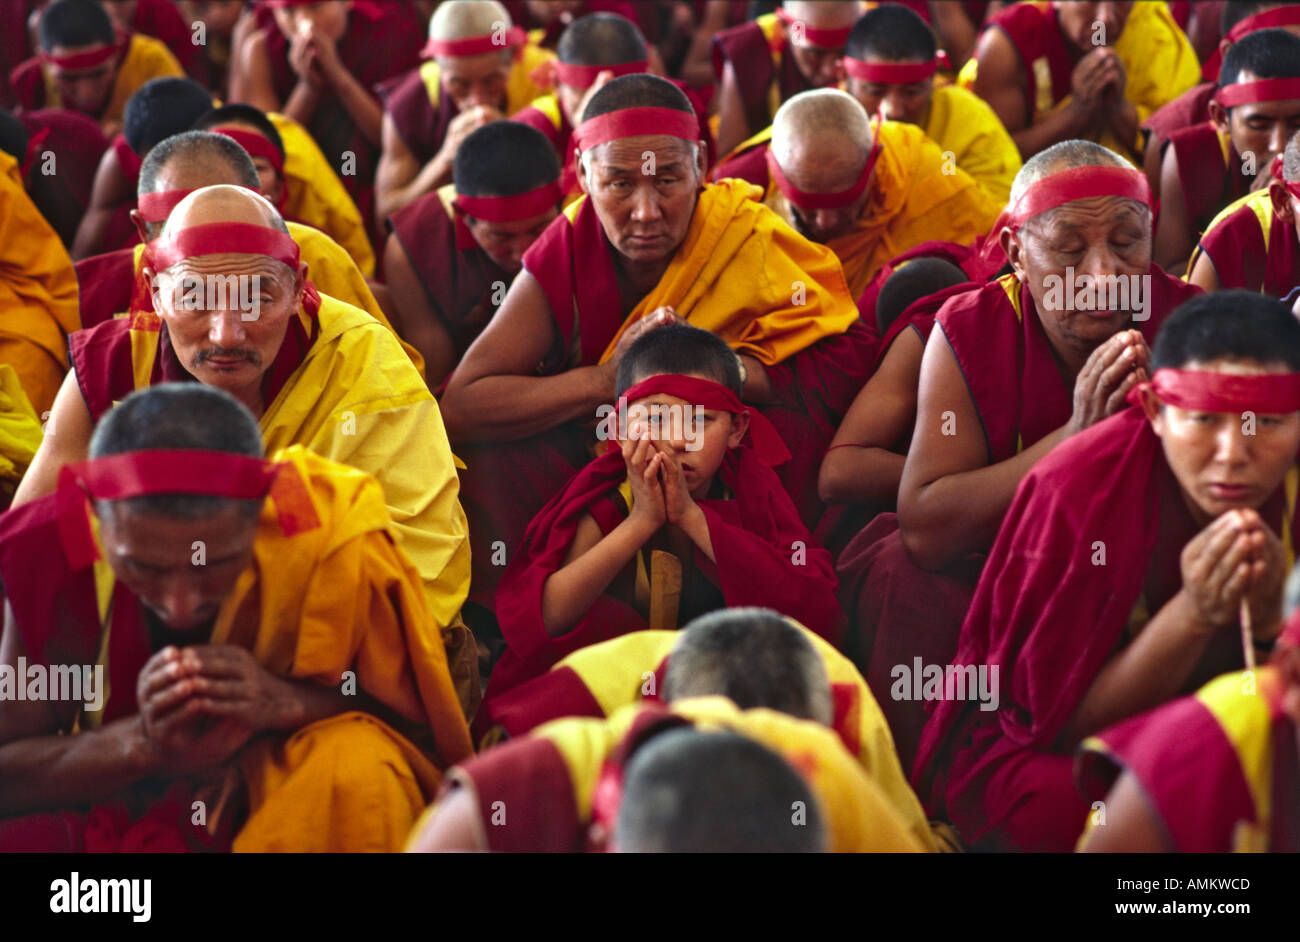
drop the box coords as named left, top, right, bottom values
left=1137, top=384, right=1163, bottom=429
left=575, top=147, right=590, bottom=195
left=1271, top=179, right=1297, bottom=224
left=727, top=410, right=750, bottom=449
left=142, top=265, right=167, bottom=316
left=694, top=139, right=707, bottom=182
left=1207, top=99, right=1230, bottom=136
left=129, top=208, right=148, bottom=243
left=294, top=259, right=309, bottom=302
left=1001, top=226, right=1026, bottom=281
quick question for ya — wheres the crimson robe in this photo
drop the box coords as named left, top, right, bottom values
left=1142, top=81, right=1215, bottom=143
left=837, top=269, right=1199, bottom=774
left=710, top=14, right=816, bottom=140
left=915, top=407, right=1300, bottom=851
left=1166, top=123, right=1250, bottom=235
left=15, top=109, right=108, bottom=247
left=488, top=443, right=842, bottom=694
left=1194, top=192, right=1300, bottom=298
left=129, top=0, right=208, bottom=83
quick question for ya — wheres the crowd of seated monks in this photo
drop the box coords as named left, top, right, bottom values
left=4, top=0, right=1300, bottom=853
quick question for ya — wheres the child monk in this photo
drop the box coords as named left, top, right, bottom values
left=488, top=323, right=843, bottom=693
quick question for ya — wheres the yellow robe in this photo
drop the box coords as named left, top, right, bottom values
left=923, top=83, right=1021, bottom=208
left=593, top=177, right=861, bottom=366
left=957, top=0, right=1199, bottom=160
left=0, top=363, right=43, bottom=503
left=0, top=151, right=80, bottom=417
left=543, top=626, right=942, bottom=851
left=533, top=696, right=926, bottom=853
left=267, top=112, right=377, bottom=278
left=42, top=33, right=183, bottom=132
left=79, top=446, right=472, bottom=851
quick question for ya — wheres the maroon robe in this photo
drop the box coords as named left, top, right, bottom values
left=15, top=109, right=108, bottom=247
left=985, top=1, right=1075, bottom=119
left=1194, top=193, right=1300, bottom=298
left=512, top=101, right=577, bottom=196
left=129, top=0, right=208, bottom=83
left=1142, top=81, right=1215, bottom=143
left=1166, top=122, right=1250, bottom=234
left=488, top=442, right=842, bottom=694
left=376, top=64, right=457, bottom=171
left=915, top=407, right=1299, bottom=852
left=836, top=268, right=1199, bottom=774
left=710, top=17, right=816, bottom=140
left=74, top=246, right=142, bottom=330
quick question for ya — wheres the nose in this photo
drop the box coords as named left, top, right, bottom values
left=1214, top=420, right=1252, bottom=465
left=1079, top=241, right=1127, bottom=281
left=629, top=183, right=661, bottom=223
left=158, top=576, right=204, bottom=626
left=209, top=309, right=248, bottom=347
left=882, top=90, right=906, bottom=122
left=1268, top=123, right=1289, bottom=158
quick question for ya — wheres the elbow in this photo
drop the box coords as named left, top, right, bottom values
left=817, top=458, right=849, bottom=505
left=896, top=491, right=958, bottom=571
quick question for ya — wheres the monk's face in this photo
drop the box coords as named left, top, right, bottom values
left=1145, top=358, right=1300, bottom=526
left=778, top=137, right=873, bottom=243
left=845, top=74, right=933, bottom=127
left=627, top=371, right=750, bottom=501
left=1053, top=1, right=1133, bottom=50
left=273, top=1, right=350, bottom=42
left=1007, top=194, right=1152, bottom=350
left=151, top=254, right=306, bottom=404
left=556, top=81, right=587, bottom=129
left=212, top=122, right=285, bottom=205
left=1209, top=71, right=1300, bottom=176
left=465, top=206, right=559, bottom=273
left=98, top=502, right=260, bottom=632
left=439, top=51, right=513, bottom=112
left=46, top=45, right=118, bottom=116
left=578, top=134, right=704, bottom=266
left=784, top=3, right=855, bottom=87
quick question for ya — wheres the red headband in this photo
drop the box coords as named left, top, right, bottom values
left=1272, top=154, right=1300, bottom=199
left=137, top=186, right=260, bottom=224
left=213, top=127, right=285, bottom=175
left=572, top=107, right=700, bottom=152
left=765, top=134, right=879, bottom=210
left=1001, top=165, right=1151, bottom=229
left=617, top=374, right=792, bottom=466
left=1205, top=7, right=1300, bottom=80
left=776, top=7, right=852, bottom=48
left=1215, top=77, right=1300, bottom=108
left=842, top=57, right=937, bottom=84
left=56, top=451, right=281, bottom=570
left=146, top=222, right=301, bottom=271
left=553, top=59, right=647, bottom=90
left=423, top=24, right=524, bottom=58
left=40, top=43, right=117, bottom=71
left=1145, top=368, right=1300, bottom=414
left=454, top=180, right=562, bottom=223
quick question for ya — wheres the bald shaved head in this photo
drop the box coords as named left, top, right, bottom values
left=770, top=88, right=873, bottom=220
left=163, top=184, right=288, bottom=242
left=1285, top=128, right=1300, bottom=180
left=430, top=0, right=512, bottom=40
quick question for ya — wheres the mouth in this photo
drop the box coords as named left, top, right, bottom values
left=1207, top=482, right=1254, bottom=502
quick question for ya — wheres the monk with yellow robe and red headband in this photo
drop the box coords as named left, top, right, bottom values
left=14, top=183, right=478, bottom=718
left=917, top=291, right=1300, bottom=852
left=0, top=384, right=472, bottom=851
left=375, top=0, right=554, bottom=221
left=1189, top=130, right=1300, bottom=297
left=440, top=73, right=862, bottom=613
left=837, top=141, right=1200, bottom=774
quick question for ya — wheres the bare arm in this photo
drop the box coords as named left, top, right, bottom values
left=10, top=369, right=93, bottom=508
left=928, top=0, right=979, bottom=69
left=382, top=233, right=459, bottom=388
left=818, top=329, right=923, bottom=506
left=678, top=1, right=733, bottom=90
left=541, top=511, right=658, bottom=636
left=714, top=60, right=751, bottom=158
left=1187, top=244, right=1223, bottom=293
left=406, top=782, right=488, bottom=852
left=71, top=147, right=133, bottom=260
left=1079, top=771, right=1173, bottom=852
left=971, top=28, right=1088, bottom=160
left=234, top=30, right=284, bottom=113
left=1152, top=143, right=1194, bottom=275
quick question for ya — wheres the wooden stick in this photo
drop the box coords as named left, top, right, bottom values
left=1241, top=597, right=1257, bottom=673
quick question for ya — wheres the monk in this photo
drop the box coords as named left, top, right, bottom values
left=479, top=606, right=943, bottom=852
left=960, top=0, right=1199, bottom=162
left=1155, top=29, right=1300, bottom=274
left=384, top=121, right=561, bottom=389
left=837, top=141, right=1201, bottom=772
left=0, top=106, right=106, bottom=248
left=73, top=76, right=213, bottom=260
left=193, top=104, right=376, bottom=278
left=711, top=1, right=860, bottom=157
left=1078, top=614, right=1300, bottom=852
left=0, top=384, right=472, bottom=851
left=374, top=0, right=553, bottom=222
left=917, top=291, right=1300, bottom=852
left=9, top=0, right=182, bottom=140
left=0, top=143, right=79, bottom=419
left=1188, top=130, right=1300, bottom=296
left=488, top=323, right=842, bottom=691
left=438, top=74, right=861, bottom=610
left=16, top=182, right=476, bottom=716
left=713, top=88, right=998, bottom=299
left=841, top=4, right=1021, bottom=207
left=235, top=0, right=424, bottom=234
left=101, top=0, right=210, bottom=84
left=407, top=695, right=925, bottom=853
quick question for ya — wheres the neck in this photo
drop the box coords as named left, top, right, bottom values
left=613, top=249, right=673, bottom=302
left=231, top=385, right=265, bottom=421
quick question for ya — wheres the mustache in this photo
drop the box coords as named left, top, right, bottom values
left=194, top=347, right=261, bottom=368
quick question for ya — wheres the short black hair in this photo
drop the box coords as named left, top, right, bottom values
left=845, top=4, right=934, bottom=63
left=40, top=0, right=115, bottom=52
left=0, top=109, right=29, bottom=164
left=664, top=608, right=832, bottom=723
left=1222, top=1, right=1300, bottom=35
left=876, top=257, right=968, bottom=334
left=124, top=78, right=214, bottom=159
left=1220, top=28, right=1300, bottom=87
left=89, top=384, right=265, bottom=520
left=557, top=12, right=647, bottom=65
left=581, top=73, right=694, bottom=124
left=614, top=728, right=826, bottom=853
left=453, top=121, right=561, bottom=198
left=1151, top=291, right=1300, bottom=371
left=615, top=323, right=743, bottom=399
left=193, top=104, right=286, bottom=162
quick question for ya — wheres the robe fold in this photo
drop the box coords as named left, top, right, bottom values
left=1076, top=666, right=1299, bottom=853
left=15, top=109, right=108, bottom=247
left=477, top=626, right=941, bottom=851
left=127, top=0, right=209, bottom=83
left=9, top=32, right=183, bottom=131
left=916, top=408, right=1299, bottom=851
left=0, top=150, right=79, bottom=417
left=910, top=83, right=1021, bottom=208
left=960, top=0, right=1199, bottom=158
left=68, top=291, right=475, bottom=716
left=1167, top=122, right=1250, bottom=237
left=837, top=269, right=1197, bottom=776
left=489, top=443, right=842, bottom=693
left=427, top=696, right=927, bottom=853
left=0, top=362, right=42, bottom=506
left=0, top=446, right=472, bottom=852
left=1192, top=189, right=1300, bottom=298
left=710, top=12, right=815, bottom=142
left=1142, top=81, right=1215, bottom=144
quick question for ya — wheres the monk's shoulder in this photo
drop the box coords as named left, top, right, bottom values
left=934, top=278, right=1011, bottom=331
left=289, top=221, right=356, bottom=269
left=265, top=444, right=392, bottom=539
left=126, top=32, right=184, bottom=77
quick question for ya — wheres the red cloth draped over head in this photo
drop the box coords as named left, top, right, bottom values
left=765, top=133, right=879, bottom=210
left=1203, top=6, right=1300, bottom=81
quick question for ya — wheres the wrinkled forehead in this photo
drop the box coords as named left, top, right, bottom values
left=158, top=251, right=296, bottom=283
left=587, top=135, right=699, bottom=171
left=1020, top=195, right=1151, bottom=239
